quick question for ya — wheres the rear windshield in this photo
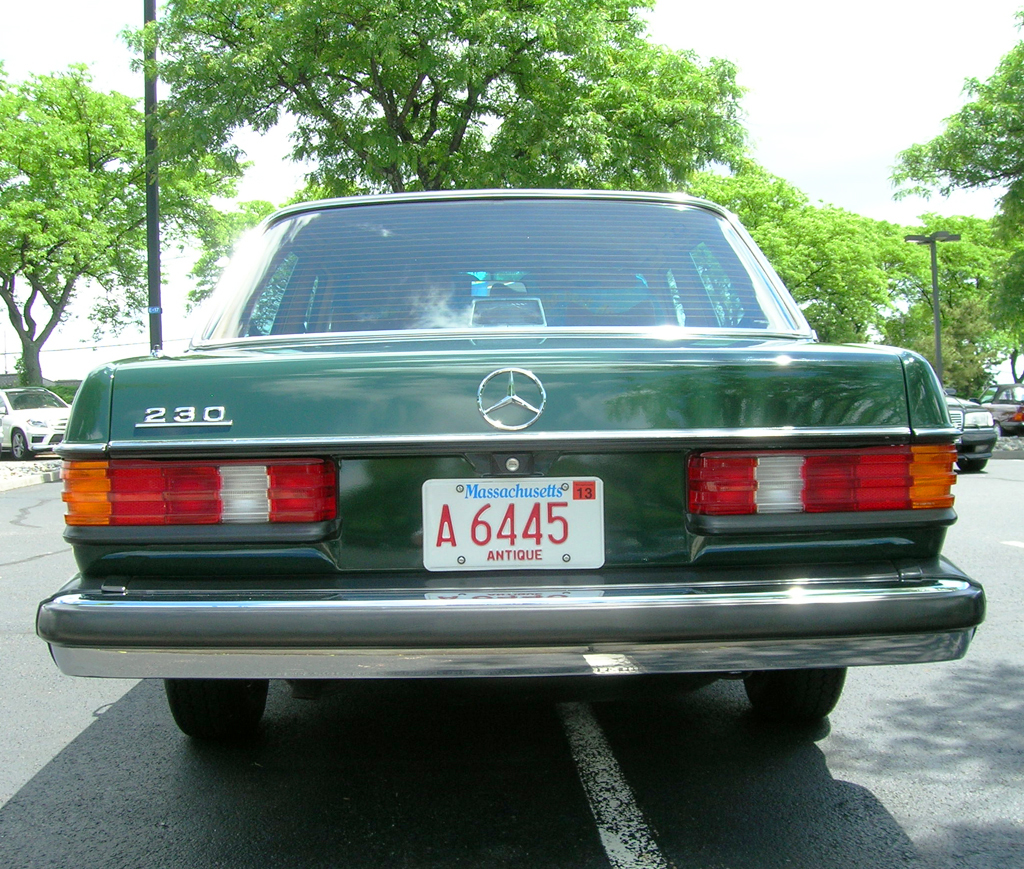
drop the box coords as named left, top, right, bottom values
left=200, top=198, right=802, bottom=342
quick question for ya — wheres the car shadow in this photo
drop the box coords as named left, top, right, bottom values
left=0, top=674, right=1013, bottom=869
left=591, top=679, right=928, bottom=869
left=826, top=660, right=1024, bottom=868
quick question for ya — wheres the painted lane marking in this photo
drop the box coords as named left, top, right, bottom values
left=1002, top=541, right=1024, bottom=549
left=557, top=702, right=668, bottom=869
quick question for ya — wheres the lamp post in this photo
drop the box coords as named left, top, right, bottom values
left=904, top=230, right=960, bottom=384
left=144, top=0, right=162, bottom=356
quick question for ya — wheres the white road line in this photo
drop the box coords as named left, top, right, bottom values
left=557, top=702, right=669, bottom=869
left=1002, top=541, right=1024, bottom=549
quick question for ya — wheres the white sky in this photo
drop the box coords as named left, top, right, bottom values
left=0, top=0, right=1021, bottom=379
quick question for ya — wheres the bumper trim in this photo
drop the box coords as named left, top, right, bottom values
left=38, top=574, right=984, bottom=678
left=56, top=425, right=921, bottom=459
left=47, top=630, right=976, bottom=679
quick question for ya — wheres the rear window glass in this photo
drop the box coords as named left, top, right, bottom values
left=995, top=386, right=1024, bottom=403
left=201, top=198, right=798, bottom=341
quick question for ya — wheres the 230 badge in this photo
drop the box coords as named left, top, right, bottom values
left=136, top=405, right=233, bottom=428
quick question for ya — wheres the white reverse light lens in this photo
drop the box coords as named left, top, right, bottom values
left=754, top=455, right=805, bottom=513
left=219, top=465, right=270, bottom=523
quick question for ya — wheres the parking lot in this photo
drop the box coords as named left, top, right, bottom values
left=0, top=456, right=1021, bottom=868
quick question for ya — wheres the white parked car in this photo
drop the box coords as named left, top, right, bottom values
left=0, top=387, right=70, bottom=460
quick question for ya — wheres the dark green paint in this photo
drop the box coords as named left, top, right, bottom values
left=63, top=337, right=955, bottom=580
left=899, top=349, right=952, bottom=430
left=65, top=364, right=116, bottom=446
left=94, top=340, right=913, bottom=444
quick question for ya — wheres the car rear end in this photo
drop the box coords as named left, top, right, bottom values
left=37, top=192, right=984, bottom=736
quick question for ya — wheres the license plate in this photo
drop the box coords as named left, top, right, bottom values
left=422, top=477, right=605, bottom=571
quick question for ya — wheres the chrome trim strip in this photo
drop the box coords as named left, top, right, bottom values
left=134, top=421, right=234, bottom=429
left=191, top=326, right=814, bottom=353
left=45, top=578, right=975, bottom=616
left=48, top=631, right=975, bottom=679
left=71, top=425, right=917, bottom=456
left=54, top=443, right=106, bottom=457
left=915, top=426, right=963, bottom=438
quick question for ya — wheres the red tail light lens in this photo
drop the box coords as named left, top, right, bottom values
left=63, top=459, right=337, bottom=526
left=688, top=445, right=956, bottom=516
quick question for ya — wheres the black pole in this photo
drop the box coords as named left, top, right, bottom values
left=929, top=239, right=943, bottom=384
left=904, top=231, right=959, bottom=385
left=144, top=0, right=162, bottom=355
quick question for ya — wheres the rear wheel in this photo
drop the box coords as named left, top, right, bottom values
left=11, top=429, right=30, bottom=460
left=743, top=667, right=846, bottom=723
left=956, top=457, right=988, bottom=473
left=164, top=678, right=269, bottom=740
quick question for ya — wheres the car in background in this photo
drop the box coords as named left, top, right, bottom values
left=944, top=393, right=998, bottom=473
left=0, top=387, right=69, bottom=460
left=36, top=190, right=985, bottom=740
left=976, top=383, right=1024, bottom=435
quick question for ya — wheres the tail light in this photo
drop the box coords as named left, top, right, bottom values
left=688, top=445, right=956, bottom=516
left=62, top=459, right=337, bottom=526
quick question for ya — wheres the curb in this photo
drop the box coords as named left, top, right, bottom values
left=0, top=470, right=62, bottom=493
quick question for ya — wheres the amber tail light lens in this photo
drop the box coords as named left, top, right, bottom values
left=62, top=459, right=337, bottom=526
left=688, top=445, right=956, bottom=516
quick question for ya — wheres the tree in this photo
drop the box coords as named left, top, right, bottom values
left=893, top=14, right=1024, bottom=233
left=687, top=164, right=1015, bottom=387
left=0, top=65, right=235, bottom=384
left=991, top=246, right=1024, bottom=382
left=883, top=215, right=1005, bottom=395
left=189, top=199, right=276, bottom=303
left=687, top=163, right=899, bottom=343
left=892, top=16, right=1024, bottom=384
left=145, top=0, right=745, bottom=195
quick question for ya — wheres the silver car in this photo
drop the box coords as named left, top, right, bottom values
left=977, top=383, right=1024, bottom=435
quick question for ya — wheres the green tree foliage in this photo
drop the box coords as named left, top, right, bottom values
left=147, top=0, right=745, bottom=194
left=990, top=245, right=1024, bottom=382
left=892, top=15, right=1024, bottom=384
left=0, top=65, right=235, bottom=384
left=189, top=199, right=276, bottom=303
left=688, top=165, right=1012, bottom=391
left=687, top=164, right=898, bottom=343
left=883, top=215, right=1004, bottom=395
left=894, top=14, right=1024, bottom=234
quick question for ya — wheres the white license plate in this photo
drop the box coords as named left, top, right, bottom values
left=421, top=477, right=605, bottom=571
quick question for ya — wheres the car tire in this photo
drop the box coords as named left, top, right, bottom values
left=164, top=678, right=269, bottom=740
left=10, top=429, right=30, bottom=461
left=956, top=457, right=988, bottom=473
left=743, top=667, right=847, bottom=723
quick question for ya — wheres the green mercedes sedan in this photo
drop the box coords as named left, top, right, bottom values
left=36, top=190, right=985, bottom=739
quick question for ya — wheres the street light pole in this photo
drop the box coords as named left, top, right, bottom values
left=904, top=230, right=960, bottom=384
left=144, top=0, right=162, bottom=356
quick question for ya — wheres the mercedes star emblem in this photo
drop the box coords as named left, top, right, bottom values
left=477, top=368, right=547, bottom=431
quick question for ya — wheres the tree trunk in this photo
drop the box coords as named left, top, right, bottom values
left=17, top=338, right=44, bottom=386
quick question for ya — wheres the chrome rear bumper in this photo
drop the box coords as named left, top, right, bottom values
left=38, top=566, right=984, bottom=679
left=46, top=631, right=975, bottom=680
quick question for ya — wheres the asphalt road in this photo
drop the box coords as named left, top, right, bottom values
left=1, top=461, right=1022, bottom=869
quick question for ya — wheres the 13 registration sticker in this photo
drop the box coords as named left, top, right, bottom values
left=421, top=477, right=605, bottom=571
